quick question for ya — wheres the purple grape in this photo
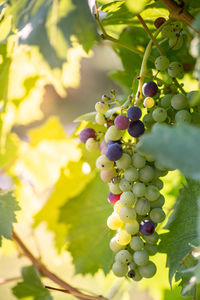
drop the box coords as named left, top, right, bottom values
left=140, top=220, right=155, bottom=235
left=108, top=192, right=121, bottom=204
left=142, top=81, right=158, bottom=97
left=105, top=143, right=123, bottom=161
left=128, top=270, right=135, bottom=278
left=127, top=106, right=142, bottom=121
left=79, top=128, right=96, bottom=143
left=106, top=140, right=122, bottom=148
left=128, top=121, right=145, bottom=138
left=114, top=115, right=130, bottom=130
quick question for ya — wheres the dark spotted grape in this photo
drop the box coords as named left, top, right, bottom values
left=79, top=128, right=96, bottom=143
left=142, top=81, right=158, bottom=97
left=127, top=106, right=142, bottom=121
left=128, top=121, right=145, bottom=138
left=140, top=220, right=155, bottom=236
left=106, top=143, right=123, bottom=161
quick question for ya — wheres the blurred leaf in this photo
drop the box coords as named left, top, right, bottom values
left=137, top=124, right=200, bottom=181
left=101, top=1, right=134, bottom=25
left=159, top=179, right=200, bottom=284
left=0, top=191, right=20, bottom=246
left=0, top=133, right=18, bottom=168
left=12, top=265, right=52, bottom=300
left=163, top=285, right=192, bottom=300
left=126, top=0, right=148, bottom=14
left=74, top=112, right=97, bottom=123
left=59, top=174, right=114, bottom=274
left=109, top=70, right=133, bottom=89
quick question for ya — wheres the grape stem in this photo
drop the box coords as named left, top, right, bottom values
left=173, top=78, right=187, bottom=95
left=12, top=230, right=106, bottom=300
left=136, top=14, right=165, bottom=56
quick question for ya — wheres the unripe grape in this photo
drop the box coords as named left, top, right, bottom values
left=110, top=237, right=125, bottom=252
left=119, top=207, right=136, bottom=223
left=115, top=250, right=132, bottom=264
left=116, top=153, right=132, bottom=169
left=144, top=243, right=158, bottom=256
left=139, top=165, right=155, bottom=183
left=109, top=182, right=122, bottom=194
left=160, top=94, right=172, bottom=108
left=132, top=153, right=146, bottom=169
left=112, top=261, right=128, bottom=277
left=120, top=191, right=136, bottom=207
left=108, top=192, right=121, bottom=204
left=129, top=261, right=137, bottom=270
left=124, top=167, right=139, bottom=182
left=95, top=101, right=109, bottom=114
left=155, top=56, right=169, bottom=71
left=150, top=194, right=165, bottom=208
left=152, top=178, right=163, bottom=190
left=119, top=178, right=132, bottom=192
left=114, top=115, right=130, bottom=130
left=145, top=185, right=160, bottom=202
left=138, top=261, right=157, bottom=278
left=143, top=232, right=159, bottom=244
left=143, top=113, right=155, bottom=128
left=96, top=155, right=114, bottom=170
left=107, top=213, right=124, bottom=230
left=169, top=35, right=183, bottom=50
left=175, top=110, right=191, bottom=123
left=128, top=120, right=145, bottom=138
left=133, top=250, right=149, bottom=266
left=150, top=208, right=166, bottom=223
left=168, top=62, right=183, bottom=78
left=132, top=182, right=146, bottom=197
left=171, top=94, right=188, bottom=110
left=161, top=24, right=175, bottom=39
left=79, top=128, right=96, bottom=143
left=144, top=97, right=155, bottom=108
left=114, top=201, right=124, bottom=214
left=142, top=81, right=158, bottom=97
left=152, top=107, right=167, bottom=122
left=85, top=138, right=99, bottom=152
left=130, top=269, right=143, bottom=281
left=116, top=229, right=131, bottom=245
left=99, top=139, right=106, bottom=154
left=135, top=198, right=150, bottom=215
left=105, top=125, right=122, bottom=142
left=100, top=168, right=116, bottom=182
left=95, top=113, right=106, bottom=125
left=130, top=236, right=144, bottom=251
left=125, top=220, right=139, bottom=235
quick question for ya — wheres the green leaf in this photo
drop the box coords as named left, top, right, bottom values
left=137, top=124, right=200, bottom=181
left=74, top=112, right=97, bottom=123
left=12, top=265, right=52, bottom=300
left=0, top=191, right=20, bottom=245
left=59, top=174, right=114, bottom=274
left=101, top=1, right=134, bottom=25
left=126, top=0, right=148, bottom=14
left=163, top=285, right=192, bottom=300
left=159, top=179, right=200, bottom=284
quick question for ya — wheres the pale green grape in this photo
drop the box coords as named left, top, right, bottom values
left=132, top=153, right=146, bottom=169
left=129, top=261, right=137, bottom=270
left=115, top=249, right=132, bottom=264
left=112, top=261, right=128, bottom=277
left=143, top=113, right=155, bottom=128
left=171, top=94, right=188, bottom=110
left=130, top=236, right=144, bottom=251
left=135, top=198, right=150, bottom=215
left=152, top=107, right=167, bottom=122
left=109, top=182, right=122, bottom=194
left=100, top=168, right=116, bottom=183
left=95, top=113, right=106, bottom=125
left=175, top=110, right=191, bottom=123
left=119, top=178, right=132, bottom=192
left=96, top=155, right=114, bottom=170
left=119, top=207, right=136, bottom=223
left=145, top=185, right=160, bottom=202
left=131, top=269, right=143, bottom=281
left=138, top=261, right=157, bottom=278
left=105, top=125, right=122, bottom=142
left=168, top=62, right=183, bottom=78
left=125, top=220, right=139, bottom=235
left=120, top=191, right=136, bottom=207
left=124, top=167, right=139, bottom=182
left=161, top=24, right=175, bottom=39
left=114, top=201, right=124, bottom=214
left=132, top=182, right=146, bottom=197
left=150, top=208, right=166, bottom=223
left=139, top=166, right=155, bottom=183
left=150, top=194, right=165, bottom=208
left=85, top=138, right=99, bottom=152
left=133, top=250, right=149, bottom=266
left=152, top=178, right=163, bottom=190
left=95, top=101, right=109, bottom=114
left=116, top=229, right=131, bottom=245
left=116, top=153, right=132, bottom=169
left=155, top=56, right=169, bottom=71
left=160, top=94, right=172, bottom=108
left=110, top=237, right=125, bottom=252
left=169, top=35, right=183, bottom=50
left=107, top=213, right=124, bottom=230
left=143, top=232, right=159, bottom=244
left=144, top=243, right=158, bottom=256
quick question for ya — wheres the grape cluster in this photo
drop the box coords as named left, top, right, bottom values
left=78, top=18, right=200, bottom=281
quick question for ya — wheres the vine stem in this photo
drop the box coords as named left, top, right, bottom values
left=0, top=276, right=21, bottom=285
left=12, top=231, right=106, bottom=300
left=136, top=14, right=165, bottom=56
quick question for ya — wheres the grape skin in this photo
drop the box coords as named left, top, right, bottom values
left=114, top=115, right=130, bottom=130
left=106, top=143, right=123, bottom=161
left=79, top=128, right=96, bottom=143
left=127, top=106, right=142, bottom=121
left=108, top=192, right=121, bottom=204
left=128, top=120, right=145, bottom=138
left=142, top=81, right=158, bottom=97
left=140, top=220, right=155, bottom=236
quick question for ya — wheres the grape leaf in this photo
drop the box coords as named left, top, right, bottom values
left=0, top=191, right=20, bottom=245
left=159, top=179, right=200, bottom=284
left=74, top=112, right=97, bottom=123
left=59, top=174, right=114, bottom=275
left=163, top=286, right=192, bottom=300
left=137, top=124, right=200, bottom=181
left=12, top=265, right=52, bottom=300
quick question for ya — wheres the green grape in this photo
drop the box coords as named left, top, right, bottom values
left=116, top=153, right=132, bottom=169
left=129, top=261, right=137, bottom=270
left=119, top=178, right=132, bottom=192
left=143, top=113, right=155, bottom=128
left=110, top=237, right=125, bottom=252
left=132, top=153, right=146, bottom=169
left=95, top=101, right=109, bottom=114
left=130, top=236, right=144, bottom=251
left=152, top=107, right=167, bottom=122
left=119, top=207, right=136, bottom=223
left=143, top=232, right=159, bottom=244
left=139, top=165, right=155, bottom=183
left=144, top=243, right=158, bottom=256
left=143, top=97, right=155, bottom=108
left=107, top=213, right=124, bottom=230
left=120, top=191, right=136, bottom=207
left=175, top=110, right=191, bottom=123
left=150, top=194, right=165, bottom=208
left=168, top=62, right=183, bottom=78
left=109, top=182, right=122, bottom=194
left=138, top=261, right=157, bottom=278
left=154, top=160, right=167, bottom=171
left=132, top=182, right=146, bottom=197
left=133, top=250, right=149, bottom=266
left=95, top=113, right=106, bottom=125
left=152, top=178, right=163, bottom=190
left=131, top=268, right=143, bottom=281
left=124, top=167, right=139, bottom=182
left=160, top=94, right=172, bottom=108
left=100, top=168, right=116, bottom=183
left=145, top=185, right=160, bottom=202
left=105, top=125, right=122, bottom=142
left=116, top=229, right=131, bottom=245
left=125, top=220, right=139, bottom=235
left=169, top=35, right=183, bottom=50
left=85, top=138, right=99, bottom=152
left=171, top=94, right=188, bottom=110
left=161, top=24, right=176, bottom=39
left=115, top=249, right=132, bottom=264
left=96, top=155, right=114, bottom=170
left=155, top=56, right=169, bottom=71
left=150, top=208, right=166, bottom=223
left=135, top=198, right=150, bottom=215
left=114, top=201, right=123, bottom=214
left=112, top=261, right=128, bottom=277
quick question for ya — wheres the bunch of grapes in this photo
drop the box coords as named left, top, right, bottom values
left=78, top=19, right=200, bottom=281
